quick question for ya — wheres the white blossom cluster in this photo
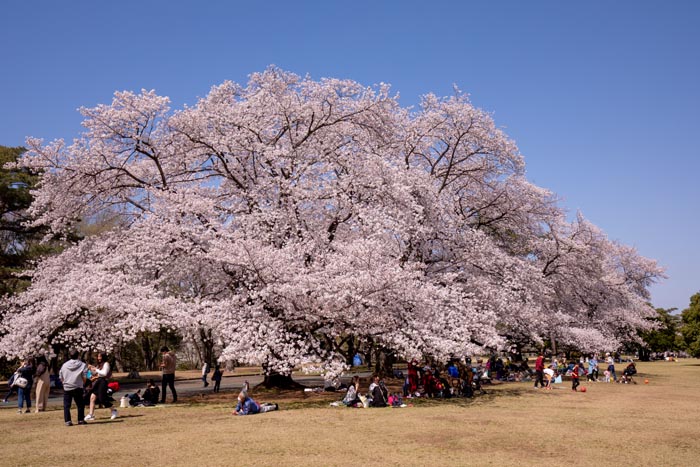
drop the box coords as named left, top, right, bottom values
left=0, top=68, right=664, bottom=378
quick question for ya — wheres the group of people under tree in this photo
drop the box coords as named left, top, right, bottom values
left=3, top=340, right=241, bottom=425
left=3, top=345, right=182, bottom=425
left=5, top=353, right=51, bottom=413
left=533, top=352, right=639, bottom=390
left=338, top=350, right=644, bottom=408
left=4, top=341, right=647, bottom=424
left=341, top=375, right=397, bottom=408
left=55, top=349, right=117, bottom=425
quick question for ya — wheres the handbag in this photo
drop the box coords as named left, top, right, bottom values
left=13, top=376, right=29, bottom=388
left=554, top=375, right=563, bottom=384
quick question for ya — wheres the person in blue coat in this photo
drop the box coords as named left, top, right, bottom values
left=232, top=391, right=260, bottom=415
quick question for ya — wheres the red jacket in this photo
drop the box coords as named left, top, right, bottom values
left=535, top=356, right=544, bottom=371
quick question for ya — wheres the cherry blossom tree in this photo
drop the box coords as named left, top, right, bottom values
left=0, top=67, right=664, bottom=383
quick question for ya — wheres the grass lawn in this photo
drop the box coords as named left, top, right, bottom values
left=1, top=360, right=699, bottom=466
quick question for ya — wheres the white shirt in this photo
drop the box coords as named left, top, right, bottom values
left=96, top=362, right=110, bottom=378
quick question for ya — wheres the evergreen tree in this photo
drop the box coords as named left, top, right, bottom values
left=681, top=293, right=700, bottom=357
left=0, top=145, right=45, bottom=296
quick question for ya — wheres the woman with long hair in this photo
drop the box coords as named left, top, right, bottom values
left=84, top=353, right=116, bottom=420
left=342, top=375, right=362, bottom=407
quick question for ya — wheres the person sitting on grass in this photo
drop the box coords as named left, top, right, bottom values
left=342, top=375, right=362, bottom=407
left=370, top=379, right=388, bottom=407
left=143, top=379, right=160, bottom=405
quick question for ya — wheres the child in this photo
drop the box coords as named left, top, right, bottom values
left=571, top=362, right=581, bottom=391
left=603, top=370, right=611, bottom=383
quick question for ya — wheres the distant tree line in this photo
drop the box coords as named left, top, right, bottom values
left=636, top=292, right=700, bottom=360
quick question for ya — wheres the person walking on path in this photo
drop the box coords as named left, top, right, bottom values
left=212, top=364, right=223, bottom=393
left=160, top=346, right=177, bottom=403
left=34, top=353, right=51, bottom=412
left=534, top=354, right=545, bottom=388
left=59, top=350, right=88, bottom=426
left=201, top=361, right=210, bottom=388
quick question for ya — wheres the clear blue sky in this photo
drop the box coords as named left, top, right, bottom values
left=2, top=1, right=698, bottom=312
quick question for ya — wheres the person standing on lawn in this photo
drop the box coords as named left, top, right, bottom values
left=160, top=346, right=177, bottom=403
left=571, top=362, right=582, bottom=392
left=534, top=353, right=545, bottom=388
left=606, top=353, right=617, bottom=382
left=33, top=352, right=51, bottom=412
left=16, top=357, right=35, bottom=414
left=59, top=350, right=88, bottom=426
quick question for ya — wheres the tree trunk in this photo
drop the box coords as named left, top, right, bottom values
left=365, top=340, right=374, bottom=369
left=345, top=337, right=355, bottom=366
left=260, top=372, right=305, bottom=389
left=638, top=346, right=651, bottom=362
left=258, top=362, right=305, bottom=390
left=374, top=348, right=395, bottom=377
left=550, top=332, right=558, bottom=356
left=197, top=327, right=215, bottom=366
left=141, top=333, right=157, bottom=370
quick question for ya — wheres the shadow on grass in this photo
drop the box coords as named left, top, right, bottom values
left=279, top=385, right=534, bottom=411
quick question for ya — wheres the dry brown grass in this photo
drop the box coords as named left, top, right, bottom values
left=2, top=360, right=700, bottom=466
